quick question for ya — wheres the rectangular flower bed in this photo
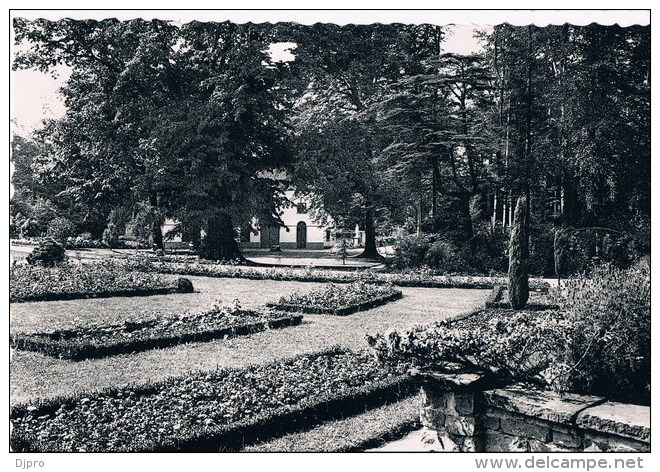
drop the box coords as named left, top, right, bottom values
left=10, top=348, right=416, bottom=452
left=10, top=262, right=193, bottom=303
left=10, top=306, right=302, bottom=360
left=266, top=282, right=403, bottom=316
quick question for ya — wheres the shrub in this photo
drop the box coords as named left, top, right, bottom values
left=390, top=234, right=433, bottom=269
left=557, top=261, right=650, bottom=405
left=46, top=217, right=76, bottom=243
left=25, top=238, right=67, bottom=266
left=424, top=240, right=468, bottom=273
left=366, top=309, right=573, bottom=390
left=508, top=196, right=529, bottom=309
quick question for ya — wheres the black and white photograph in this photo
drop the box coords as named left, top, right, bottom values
left=7, top=7, right=653, bottom=468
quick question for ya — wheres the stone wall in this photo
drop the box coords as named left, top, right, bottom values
left=416, top=371, right=650, bottom=453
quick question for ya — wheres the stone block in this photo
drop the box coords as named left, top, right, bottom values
left=528, top=439, right=578, bottom=452
left=484, top=431, right=528, bottom=452
left=551, top=429, right=583, bottom=449
left=460, top=436, right=485, bottom=452
left=499, top=412, right=551, bottom=442
left=583, top=431, right=650, bottom=453
left=446, top=392, right=475, bottom=415
left=482, top=412, right=501, bottom=431
left=576, top=401, right=650, bottom=443
left=483, top=385, right=603, bottom=425
left=445, top=414, right=477, bottom=437
left=421, top=385, right=446, bottom=408
left=420, top=406, right=446, bottom=429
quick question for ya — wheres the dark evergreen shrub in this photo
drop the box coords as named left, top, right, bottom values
left=508, top=197, right=529, bottom=309
left=176, top=277, right=194, bottom=293
left=25, top=238, right=67, bottom=266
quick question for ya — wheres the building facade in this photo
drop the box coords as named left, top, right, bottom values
left=240, top=191, right=335, bottom=250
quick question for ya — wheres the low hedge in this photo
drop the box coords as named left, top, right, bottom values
left=10, top=347, right=416, bottom=452
left=269, top=291, right=403, bottom=316
left=10, top=261, right=193, bottom=303
left=485, top=285, right=558, bottom=311
left=126, top=258, right=551, bottom=290
left=10, top=308, right=302, bottom=360
left=266, top=282, right=403, bottom=316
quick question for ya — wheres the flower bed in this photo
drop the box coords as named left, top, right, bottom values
left=9, top=261, right=193, bottom=303
left=10, top=304, right=302, bottom=360
left=125, top=258, right=548, bottom=290
left=10, top=348, right=415, bottom=452
left=267, top=282, right=403, bottom=316
left=485, top=285, right=558, bottom=310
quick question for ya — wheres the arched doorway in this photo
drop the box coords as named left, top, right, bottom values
left=296, top=221, right=307, bottom=249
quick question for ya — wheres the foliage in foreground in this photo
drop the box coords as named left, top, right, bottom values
left=558, top=260, right=650, bottom=405
left=9, top=261, right=189, bottom=303
left=367, top=261, right=650, bottom=405
left=270, top=282, right=402, bottom=316
left=11, top=347, right=412, bottom=452
left=10, top=301, right=302, bottom=360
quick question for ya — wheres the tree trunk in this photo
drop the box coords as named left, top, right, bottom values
left=459, top=193, right=475, bottom=250
left=357, top=204, right=380, bottom=259
left=149, top=191, right=164, bottom=251
left=200, top=213, right=243, bottom=261
left=508, top=196, right=529, bottom=309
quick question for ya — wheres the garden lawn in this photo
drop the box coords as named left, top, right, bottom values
left=245, top=393, right=421, bottom=452
left=10, top=275, right=489, bottom=406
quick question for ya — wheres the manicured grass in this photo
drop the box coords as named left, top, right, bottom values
left=245, top=393, right=421, bottom=452
left=10, top=275, right=490, bottom=406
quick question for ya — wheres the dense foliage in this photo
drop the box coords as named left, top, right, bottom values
left=11, top=21, right=649, bottom=271
left=11, top=301, right=302, bottom=360
left=11, top=348, right=411, bottom=452
left=367, top=261, right=650, bottom=404
left=557, top=260, right=650, bottom=405
left=9, top=261, right=189, bottom=303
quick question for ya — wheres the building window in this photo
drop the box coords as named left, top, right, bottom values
left=325, top=229, right=332, bottom=242
left=296, top=202, right=307, bottom=214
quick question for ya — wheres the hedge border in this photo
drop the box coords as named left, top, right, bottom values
left=485, top=284, right=558, bottom=310
left=10, top=348, right=418, bottom=452
left=10, top=313, right=302, bottom=361
left=141, top=263, right=519, bottom=289
left=10, top=277, right=194, bottom=304
left=266, top=291, right=404, bottom=316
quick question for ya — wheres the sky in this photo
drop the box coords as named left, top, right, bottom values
left=10, top=24, right=487, bottom=134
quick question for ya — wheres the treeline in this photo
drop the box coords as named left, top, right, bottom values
left=11, top=20, right=650, bottom=274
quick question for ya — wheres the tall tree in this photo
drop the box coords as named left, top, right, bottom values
left=13, top=18, right=294, bottom=259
